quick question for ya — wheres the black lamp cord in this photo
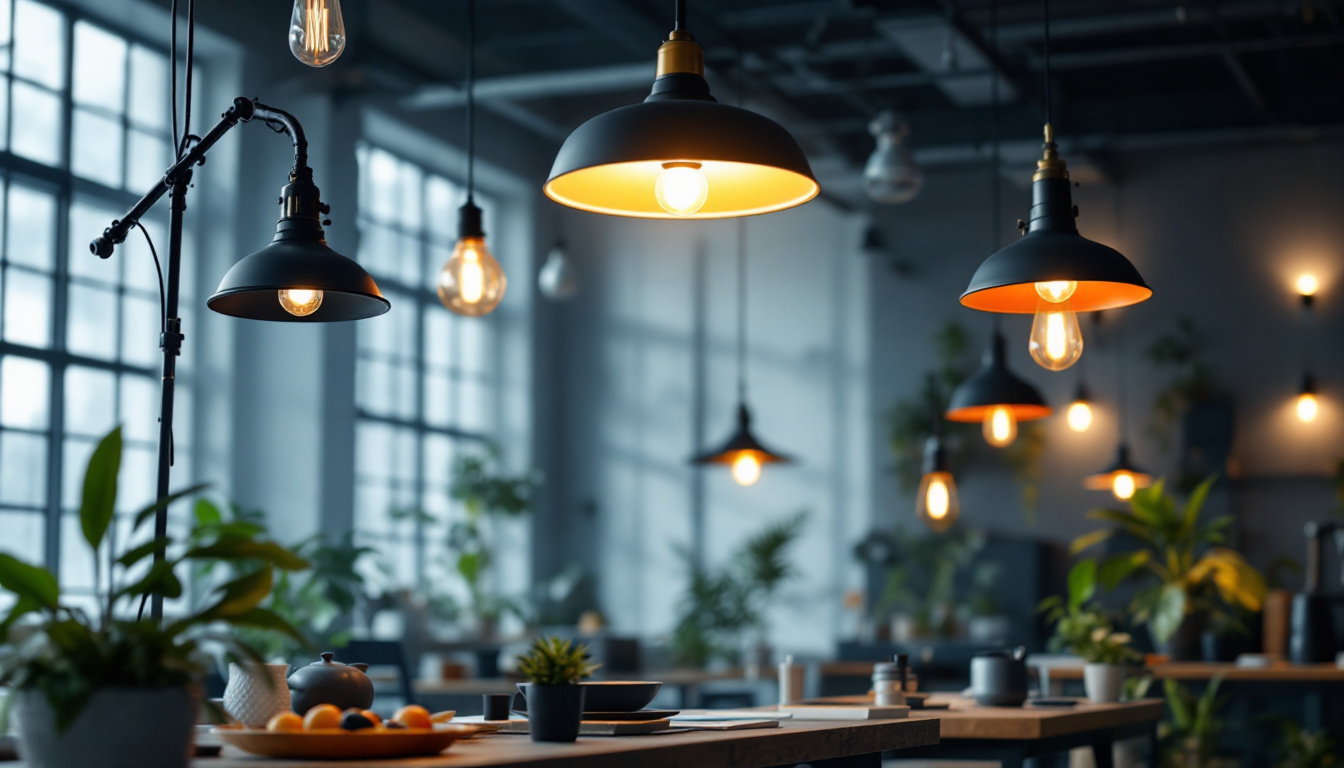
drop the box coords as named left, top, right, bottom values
left=989, top=0, right=1000, bottom=253
left=1042, top=0, right=1052, bottom=126
left=466, top=0, right=476, bottom=203
left=736, top=219, right=748, bottom=404
left=674, top=0, right=686, bottom=31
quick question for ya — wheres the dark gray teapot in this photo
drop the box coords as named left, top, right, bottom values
left=287, top=652, right=375, bottom=713
left=970, top=646, right=1028, bottom=707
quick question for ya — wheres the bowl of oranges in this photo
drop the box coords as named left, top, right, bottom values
left=213, top=704, right=479, bottom=759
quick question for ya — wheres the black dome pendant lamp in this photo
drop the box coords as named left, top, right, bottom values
left=960, top=0, right=1150, bottom=372
left=1084, top=322, right=1151, bottom=501
left=691, top=220, right=792, bottom=486
left=544, top=0, right=819, bottom=219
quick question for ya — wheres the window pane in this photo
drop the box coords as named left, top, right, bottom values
left=398, top=231, right=420, bottom=287
left=13, top=0, right=64, bottom=89
left=68, top=200, right=123, bottom=282
left=72, top=108, right=125, bottom=188
left=0, top=512, right=42, bottom=562
left=10, top=82, right=62, bottom=166
left=1, top=356, right=49, bottom=428
left=357, top=223, right=397, bottom=280
left=0, top=0, right=13, bottom=72
left=127, top=130, right=169, bottom=192
left=7, top=184, right=56, bottom=271
left=67, top=283, right=118, bottom=359
left=119, top=373, right=158, bottom=444
left=424, top=371, right=450, bottom=427
left=356, top=358, right=393, bottom=415
left=120, top=294, right=160, bottom=369
left=0, top=85, right=9, bottom=152
left=459, top=320, right=489, bottom=376
left=128, top=46, right=168, bottom=130
left=61, top=437, right=94, bottom=508
left=398, top=162, right=423, bottom=231
left=73, top=22, right=127, bottom=112
left=118, top=444, right=155, bottom=513
left=363, top=148, right=399, bottom=223
left=425, top=177, right=455, bottom=239
left=425, top=244, right=451, bottom=293
left=64, top=366, right=116, bottom=438
left=423, top=310, right=451, bottom=370
left=120, top=216, right=165, bottom=293
left=0, top=431, right=46, bottom=505
left=4, top=270, right=52, bottom=347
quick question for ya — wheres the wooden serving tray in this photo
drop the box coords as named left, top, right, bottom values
left=211, top=724, right=478, bottom=759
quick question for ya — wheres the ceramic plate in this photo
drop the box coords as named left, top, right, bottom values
left=212, top=725, right=475, bottom=759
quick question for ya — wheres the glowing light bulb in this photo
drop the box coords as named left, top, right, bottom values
left=1297, top=274, right=1319, bottom=297
left=1112, top=472, right=1137, bottom=501
left=278, top=288, right=323, bottom=317
left=1035, top=280, right=1078, bottom=303
left=982, top=406, right=1017, bottom=448
left=1029, top=303, right=1084, bottom=371
left=438, top=236, right=506, bottom=317
left=1067, top=400, right=1093, bottom=432
left=1297, top=392, right=1319, bottom=423
left=289, top=0, right=346, bottom=67
left=731, top=453, right=763, bottom=486
left=915, top=471, right=960, bottom=532
left=654, top=162, right=709, bottom=216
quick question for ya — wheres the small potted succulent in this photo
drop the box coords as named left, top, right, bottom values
left=1040, top=559, right=1141, bottom=703
left=516, top=636, right=599, bottom=743
left=0, top=427, right=308, bottom=768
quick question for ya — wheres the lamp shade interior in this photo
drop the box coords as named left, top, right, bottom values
left=208, top=238, right=389, bottom=322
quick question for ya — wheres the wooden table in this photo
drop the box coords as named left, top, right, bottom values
left=1041, top=661, right=1344, bottom=683
left=817, top=695, right=1163, bottom=768
left=185, top=717, right=939, bottom=768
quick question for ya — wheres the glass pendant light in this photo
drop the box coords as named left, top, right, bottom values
left=864, top=111, right=922, bottom=205
left=690, top=220, right=792, bottom=484
left=960, top=0, right=1150, bottom=372
left=289, top=0, right=346, bottom=67
left=1085, top=325, right=1151, bottom=501
left=438, top=0, right=506, bottom=317
left=538, top=240, right=579, bottom=301
left=1067, top=382, right=1094, bottom=432
left=916, top=435, right=960, bottom=532
left=544, top=0, right=819, bottom=219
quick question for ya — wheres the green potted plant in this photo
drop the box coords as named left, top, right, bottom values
left=1040, top=559, right=1140, bottom=703
left=1071, top=475, right=1266, bottom=660
left=1270, top=719, right=1339, bottom=768
left=516, top=636, right=599, bottom=743
left=0, top=427, right=308, bottom=768
left=1160, top=676, right=1232, bottom=768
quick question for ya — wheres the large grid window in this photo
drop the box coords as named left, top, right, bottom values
left=353, top=144, right=496, bottom=592
left=0, top=0, right=198, bottom=614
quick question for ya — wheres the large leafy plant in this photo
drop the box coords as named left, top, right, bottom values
left=1160, top=676, right=1229, bottom=768
left=516, top=636, right=599, bottom=686
left=1072, top=475, right=1265, bottom=643
left=858, top=526, right=995, bottom=637
left=1040, top=560, right=1140, bottom=665
left=0, top=427, right=308, bottom=732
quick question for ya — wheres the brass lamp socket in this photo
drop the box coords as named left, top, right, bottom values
left=1032, top=123, right=1070, bottom=182
left=656, top=29, right=704, bottom=77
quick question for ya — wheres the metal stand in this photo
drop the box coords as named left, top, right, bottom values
left=92, top=97, right=311, bottom=619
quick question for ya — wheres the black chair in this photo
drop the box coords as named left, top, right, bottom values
left=337, top=640, right=416, bottom=710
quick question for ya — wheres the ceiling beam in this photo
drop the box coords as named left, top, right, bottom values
left=403, top=62, right=653, bottom=110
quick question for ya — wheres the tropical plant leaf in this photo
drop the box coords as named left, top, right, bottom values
left=1149, top=583, right=1187, bottom=642
left=1070, top=528, right=1115, bottom=555
left=115, top=538, right=170, bottom=569
left=194, top=498, right=223, bottom=526
left=79, top=427, right=122, bottom=552
left=183, top=537, right=309, bottom=571
left=194, top=568, right=275, bottom=621
left=1067, top=559, right=1097, bottom=612
left=132, top=483, right=211, bottom=532
left=0, top=553, right=59, bottom=610
left=115, top=560, right=183, bottom=601
left=1099, top=551, right=1151, bottom=589
left=1181, top=474, right=1216, bottom=533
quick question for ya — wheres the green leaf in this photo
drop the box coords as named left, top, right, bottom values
left=0, top=553, right=59, bottom=610
left=1182, top=474, right=1216, bottom=531
left=116, top=538, right=169, bottom=569
left=226, top=607, right=310, bottom=647
left=115, top=560, right=183, bottom=600
left=1149, top=583, right=1187, bottom=642
left=132, top=483, right=211, bottom=532
left=1067, top=559, right=1097, bottom=612
left=183, top=537, right=309, bottom=571
left=194, top=498, right=223, bottom=527
left=1070, top=529, right=1114, bottom=555
left=195, top=568, right=275, bottom=620
left=79, top=427, right=122, bottom=552
left=1099, top=551, right=1150, bottom=589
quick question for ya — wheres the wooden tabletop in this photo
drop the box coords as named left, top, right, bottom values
left=1043, top=662, right=1344, bottom=683
left=814, top=696, right=1163, bottom=741
left=413, top=670, right=752, bottom=696
left=187, top=718, right=939, bottom=768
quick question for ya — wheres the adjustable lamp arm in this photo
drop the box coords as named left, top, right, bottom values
left=91, top=97, right=313, bottom=259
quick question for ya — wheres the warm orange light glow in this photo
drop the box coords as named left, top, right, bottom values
left=1297, top=274, right=1319, bottom=297
left=730, top=452, right=763, bottom=486
left=654, top=162, right=709, bottom=215
left=1035, top=280, right=1078, bottom=303
left=1297, top=392, right=1319, bottom=423
left=1067, top=400, right=1093, bottom=432
left=438, top=236, right=506, bottom=317
left=289, top=0, right=345, bottom=67
left=544, top=160, right=819, bottom=219
left=961, top=281, right=1153, bottom=314
left=983, top=406, right=1017, bottom=448
left=1029, top=305, right=1084, bottom=371
left=278, top=288, right=323, bottom=317
left=1112, top=472, right=1137, bottom=501
left=1085, top=468, right=1152, bottom=497
left=916, top=471, right=960, bottom=532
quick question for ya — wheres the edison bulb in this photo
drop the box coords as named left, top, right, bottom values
left=289, top=0, right=346, bottom=67
left=1029, top=305, right=1084, bottom=371
left=915, top=471, right=960, bottom=532
left=983, top=406, right=1017, bottom=448
left=438, top=236, right=506, bottom=317
left=1297, top=274, right=1319, bottom=297
left=655, top=162, right=708, bottom=216
left=1035, top=280, right=1078, bottom=304
left=1297, top=392, right=1319, bottom=423
left=1067, top=400, right=1093, bottom=432
left=1112, top=472, right=1137, bottom=501
left=730, top=453, right=763, bottom=486
left=278, top=288, right=323, bottom=317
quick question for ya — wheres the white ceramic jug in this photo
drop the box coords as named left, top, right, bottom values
left=222, top=663, right=291, bottom=727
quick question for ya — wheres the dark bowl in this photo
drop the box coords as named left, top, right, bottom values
left=515, top=681, right=662, bottom=713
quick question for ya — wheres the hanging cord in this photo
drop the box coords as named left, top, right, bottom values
left=169, top=0, right=178, bottom=155
left=179, top=0, right=195, bottom=156
left=466, top=0, right=476, bottom=202
left=736, top=219, right=748, bottom=403
left=675, top=0, right=686, bottom=31
left=1042, top=0, right=1052, bottom=125
left=989, top=0, right=1000, bottom=252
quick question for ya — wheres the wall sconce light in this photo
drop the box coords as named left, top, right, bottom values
left=1295, top=274, right=1319, bottom=424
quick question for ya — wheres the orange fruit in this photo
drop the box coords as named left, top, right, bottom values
left=303, top=704, right=342, bottom=730
left=361, top=710, right=382, bottom=727
left=392, top=705, right=432, bottom=729
left=266, top=712, right=303, bottom=732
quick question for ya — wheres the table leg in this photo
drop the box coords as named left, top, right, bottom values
left=1091, top=735, right=1115, bottom=768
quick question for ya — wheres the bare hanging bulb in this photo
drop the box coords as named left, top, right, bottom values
left=538, top=241, right=579, bottom=301
left=290, top=0, right=346, bottom=67
left=864, top=111, right=923, bottom=205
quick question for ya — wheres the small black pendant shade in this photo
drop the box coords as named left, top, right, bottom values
left=543, top=7, right=818, bottom=219
left=691, top=403, right=793, bottom=468
left=945, top=331, right=1052, bottom=423
left=208, top=172, right=388, bottom=321
left=960, top=127, right=1151, bottom=314
left=1084, top=443, right=1153, bottom=499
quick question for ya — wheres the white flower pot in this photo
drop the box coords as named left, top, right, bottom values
left=15, top=687, right=195, bottom=768
left=223, top=662, right=292, bottom=726
left=1083, top=662, right=1126, bottom=703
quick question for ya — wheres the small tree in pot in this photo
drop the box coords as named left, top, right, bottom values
left=0, top=427, right=308, bottom=768
left=516, top=636, right=598, bottom=743
left=1040, top=559, right=1140, bottom=703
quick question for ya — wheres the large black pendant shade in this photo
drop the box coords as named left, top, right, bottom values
left=208, top=171, right=389, bottom=322
left=961, top=126, right=1151, bottom=314
left=691, top=403, right=792, bottom=467
left=945, top=331, right=1052, bottom=422
left=544, top=14, right=818, bottom=219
